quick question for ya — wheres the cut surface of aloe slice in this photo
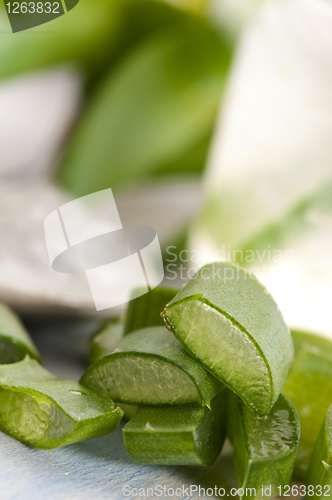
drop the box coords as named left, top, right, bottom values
left=284, top=342, right=332, bottom=479
left=306, top=404, right=332, bottom=492
left=123, top=389, right=227, bottom=466
left=90, top=321, right=124, bottom=364
left=228, top=391, right=300, bottom=499
left=81, top=326, right=223, bottom=407
left=0, top=358, right=123, bottom=449
left=124, top=287, right=178, bottom=335
left=163, top=262, right=293, bottom=415
left=0, top=303, right=41, bottom=364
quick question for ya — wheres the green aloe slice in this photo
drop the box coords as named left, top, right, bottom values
left=284, top=342, right=332, bottom=479
left=90, top=321, right=124, bottom=364
left=0, top=303, right=41, bottom=364
left=228, top=392, right=300, bottom=499
left=0, top=358, right=123, bottom=449
left=124, top=287, right=178, bottom=335
left=123, top=389, right=227, bottom=466
left=306, top=404, right=332, bottom=493
left=81, top=326, right=223, bottom=407
left=162, top=262, right=293, bottom=415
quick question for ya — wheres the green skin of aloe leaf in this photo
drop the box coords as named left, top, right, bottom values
left=123, top=389, right=227, bottom=466
left=227, top=391, right=300, bottom=499
left=90, top=321, right=124, bottom=364
left=124, top=286, right=178, bottom=336
left=284, top=341, right=332, bottom=480
left=162, top=262, right=293, bottom=416
left=0, top=303, right=41, bottom=364
left=0, top=358, right=123, bottom=449
left=81, top=326, right=223, bottom=407
left=306, top=404, right=332, bottom=493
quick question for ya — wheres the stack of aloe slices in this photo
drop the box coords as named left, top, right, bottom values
left=82, top=263, right=301, bottom=493
left=1, top=262, right=332, bottom=494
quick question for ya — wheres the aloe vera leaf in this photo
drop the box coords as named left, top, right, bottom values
left=306, top=404, right=332, bottom=492
left=124, top=287, right=178, bottom=336
left=283, top=344, right=332, bottom=479
left=0, top=303, right=41, bottom=364
left=90, top=321, right=124, bottom=364
left=0, top=357, right=123, bottom=449
left=228, top=391, right=300, bottom=499
left=123, top=389, right=227, bottom=466
left=162, top=262, right=293, bottom=416
left=0, top=0, right=122, bottom=82
left=81, top=326, right=223, bottom=407
left=58, top=15, right=231, bottom=195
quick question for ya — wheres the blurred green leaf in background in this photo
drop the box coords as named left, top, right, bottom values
left=0, top=0, right=124, bottom=84
left=57, top=2, right=232, bottom=195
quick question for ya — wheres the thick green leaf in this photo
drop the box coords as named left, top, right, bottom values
left=163, top=262, right=293, bottom=415
left=124, top=286, right=178, bottom=336
left=0, top=357, right=123, bottom=449
left=227, top=392, right=300, bottom=499
left=123, top=389, right=227, bottom=466
left=284, top=343, right=332, bottom=479
left=306, top=404, right=332, bottom=493
left=81, top=326, right=223, bottom=407
left=0, top=303, right=41, bottom=364
left=58, top=14, right=231, bottom=195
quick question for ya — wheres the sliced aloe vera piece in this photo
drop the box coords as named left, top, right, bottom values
left=90, top=321, right=124, bottom=364
left=124, top=287, right=178, bottom=335
left=0, top=303, right=41, bottom=364
left=306, top=404, right=332, bottom=492
left=123, top=389, right=227, bottom=466
left=163, top=262, right=293, bottom=415
left=81, top=326, right=223, bottom=407
left=0, top=358, right=123, bottom=449
left=228, top=392, right=300, bottom=499
left=284, top=343, right=332, bottom=479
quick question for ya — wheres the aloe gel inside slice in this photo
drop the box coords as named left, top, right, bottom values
left=0, top=358, right=123, bottom=449
left=81, top=327, right=223, bottom=407
left=163, top=262, right=293, bottom=416
left=0, top=389, right=74, bottom=447
left=164, top=299, right=271, bottom=414
left=84, top=354, right=200, bottom=405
